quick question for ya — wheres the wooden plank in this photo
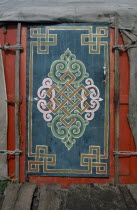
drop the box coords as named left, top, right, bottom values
left=14, top=183, right=36, bottom=210
left=118, top=27, right=137, bottom=183
left=15, top=23, right=21, bottom=181
left=127, top=184, right=137, bottom=203
left=119, top=185, right=137, bottom=208
left=2, top=183, right=22, bottom=210
left=114, top=16, right=120, bottom=185
left=120, top=95, right=129, bottom=105
left=19, top=25, right=27, bottom=182
left=4, top=24, right=17, bottom=179
left=119, top=105, right=130, bottom=176
left=38, top=184, right=61, bottom=210
left=0, top=43, right=7, bottom=179
left=119, top=33, right=130, bottom=176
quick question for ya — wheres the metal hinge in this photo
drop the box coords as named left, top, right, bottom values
left=0, top=43, right=23, bottom=51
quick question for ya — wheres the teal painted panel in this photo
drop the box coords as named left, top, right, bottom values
left=26, top=23, right=110, bottom=177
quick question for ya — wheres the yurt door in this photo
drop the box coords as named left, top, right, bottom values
left=26, top=24, right=110, bottom=178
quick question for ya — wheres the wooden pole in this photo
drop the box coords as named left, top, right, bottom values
left=114, top=17, right=120, bottom=185
left=15, top=23, right=21, bottom=181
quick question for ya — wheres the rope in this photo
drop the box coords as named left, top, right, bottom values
left=0, top=174, right=18, bottom=183
left=0, top=149, right=22, bottom=155
left=0, top=176, right=11, bottom=180
left=113, top=44, right=137, bottom=51
left=114, top=151, right=137, bottom=155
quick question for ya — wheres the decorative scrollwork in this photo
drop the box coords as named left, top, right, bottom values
left=35, top=49, right=103, bottom=150
left=48, top=48, right=89, bottom=84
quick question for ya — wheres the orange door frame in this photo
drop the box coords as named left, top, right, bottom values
left=1, top=25, right=137, bottom=187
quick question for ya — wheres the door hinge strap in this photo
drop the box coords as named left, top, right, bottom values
left=0, top=43, right=23, bottom=51
left=0, top=149, right=22, bottom=155
left=114, top=151, right=137, bottom=155
left=113, top=44, right=137, bottom=51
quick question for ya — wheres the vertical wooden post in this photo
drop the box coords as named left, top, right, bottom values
left=114, top=17, right=120, bottom=185
left=15, top=23, right=21, bottom=181
left=0, top=44, right=7, bottom=179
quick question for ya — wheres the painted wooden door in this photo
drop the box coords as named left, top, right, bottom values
left=26, top=24, right=110, bottom=177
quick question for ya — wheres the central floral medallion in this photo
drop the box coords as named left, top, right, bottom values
left=35, top=49, right=103, bottom=150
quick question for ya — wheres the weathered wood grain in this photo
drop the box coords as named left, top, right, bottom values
left=38, top=184, right=61, bottom=210
left=2, top=183, right=22, bottom=210
left=14, top=183, right=36, bottom=210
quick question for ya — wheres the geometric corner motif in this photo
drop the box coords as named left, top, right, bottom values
left=28, top=145, right=56, bottom=173
left=30, top=27, right=57, bottom=54
left=81, top=27, right=108, bottom=54
left=81, top=146, right=107, bottom=174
